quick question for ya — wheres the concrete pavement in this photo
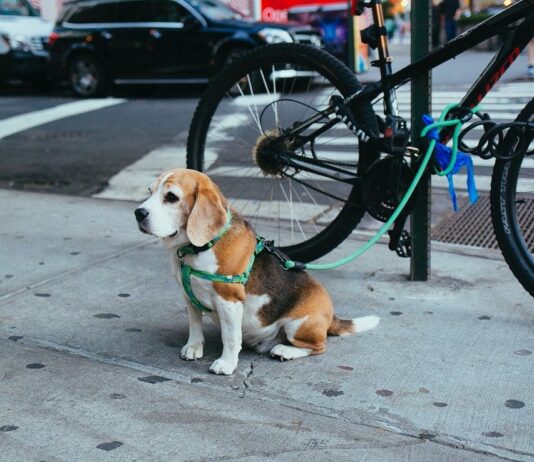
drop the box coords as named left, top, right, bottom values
left=1, top=189, right=533, bottom=461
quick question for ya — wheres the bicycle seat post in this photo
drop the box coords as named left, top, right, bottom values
left=369, top=0, right=399, bottom=118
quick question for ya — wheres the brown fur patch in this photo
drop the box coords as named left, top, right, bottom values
left=212, top=211, right=257, bottom=303
left=284, top=279, right=333, bottom=354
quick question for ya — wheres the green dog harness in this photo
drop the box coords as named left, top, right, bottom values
left=177, top=210, right=265, bottom=313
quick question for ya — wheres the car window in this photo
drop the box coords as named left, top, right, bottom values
left=116, top=0, right=150, bottom=22
left=0, top=0, right=38, bottom=17
left=188, top=0, right=242, bottom=21
left=151, top=0, right=190, bottom=23
left=68, top=2, right=118, bottom=23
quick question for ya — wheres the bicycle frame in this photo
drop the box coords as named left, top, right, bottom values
left=277, top=0, right=534, bottom=183
left=363, top=0, right=534, bottom=123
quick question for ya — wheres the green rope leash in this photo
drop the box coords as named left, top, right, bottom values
left=284, top=103, right=479, bottom=271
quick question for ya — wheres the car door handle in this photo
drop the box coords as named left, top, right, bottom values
left=149, top=29, right=162, bottom=39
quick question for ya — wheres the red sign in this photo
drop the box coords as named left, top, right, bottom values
left=261, top=0, right=345, bottom=23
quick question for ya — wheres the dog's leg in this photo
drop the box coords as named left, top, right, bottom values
left=180, top=302, right=205, bottom=361
left=270, top=316, right=327, bottom=361
left=209, top=299, right=243, bottom=375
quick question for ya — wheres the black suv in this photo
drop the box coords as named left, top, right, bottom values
left=49, top=0, right=322, bottom=96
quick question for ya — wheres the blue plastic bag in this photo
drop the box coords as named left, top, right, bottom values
left=422, top=114, right=478, bottom=211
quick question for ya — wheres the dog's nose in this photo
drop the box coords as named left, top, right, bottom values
left=135, top=208, right=149, bottom=223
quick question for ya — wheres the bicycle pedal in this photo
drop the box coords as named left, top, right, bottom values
left=395, top=230, right=412, bottom=258
left=329, top=95, right=369, bottom=141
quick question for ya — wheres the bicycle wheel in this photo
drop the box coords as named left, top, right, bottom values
left=187, top=44, right=379, bottom=262
left=491, top=98, right=534, bottom=297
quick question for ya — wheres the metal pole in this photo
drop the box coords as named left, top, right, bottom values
left=410, top=0, right=432, bottom=281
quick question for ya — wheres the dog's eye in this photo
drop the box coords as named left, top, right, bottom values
left=165, top=192, right=179, bottom=203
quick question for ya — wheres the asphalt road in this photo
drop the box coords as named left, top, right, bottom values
left=0, top=85, right=203, bottom=196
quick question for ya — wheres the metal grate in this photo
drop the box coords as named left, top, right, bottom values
left=432, top=194, right=534, bottom=250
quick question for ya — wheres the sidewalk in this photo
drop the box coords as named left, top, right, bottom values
left=1, top=190, right=532, bottom=462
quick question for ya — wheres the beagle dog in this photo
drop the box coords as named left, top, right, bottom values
left=135, top=168, right=379, bottom=375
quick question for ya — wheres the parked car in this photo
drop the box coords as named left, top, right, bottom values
left=49, top=0, right=322, bottom=97
left=0, top=0, right=52, bottom=85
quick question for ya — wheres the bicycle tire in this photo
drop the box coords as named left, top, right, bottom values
left=490, top=98, right=534, bottom=297
left=187, top=44, right=379, bottom=262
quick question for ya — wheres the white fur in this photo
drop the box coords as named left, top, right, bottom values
left=242, top=294, right=282, bottom=353
left=180, top=303, right=204, bottom=360
left=270, top=344, right=312, bottom=361
left=210, top=298, right=243, bottom=375
left=138, top=178, right=185, bottom=238
left=353, top=315, right=380, bottom=333
left=282, top=316, right=308, bottom=342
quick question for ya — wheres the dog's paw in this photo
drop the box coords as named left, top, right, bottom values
left=180, top=343, right=204, bottom=361
left=209, top=358, right=237, bottom=375
left=270, top=344, right=311, bottom=361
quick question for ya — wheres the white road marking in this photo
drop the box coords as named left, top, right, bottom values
left=94, top=146, right=217, bottom=201
left=0, top=98, right=126, bottom=140
left=437, top=173, right=534, bottom=193
left=229, top=198, right=328, bottom=222
left=206, top=164, right=343, bottom=182
left=234, top=93, right=281, bottom=106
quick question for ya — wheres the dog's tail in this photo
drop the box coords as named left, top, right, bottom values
left=327, top=315, right=380, bottom=336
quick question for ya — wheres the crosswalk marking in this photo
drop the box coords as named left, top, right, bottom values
left=0, top=99, right=126, bottom=140
left=94, top=146, right=217, bottom=201
left=228, top=198, right=327, bottom=222
left=451, top=174, right=534, bottom=193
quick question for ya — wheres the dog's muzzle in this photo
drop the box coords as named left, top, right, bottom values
left=135, top=208, right=150, bottom=233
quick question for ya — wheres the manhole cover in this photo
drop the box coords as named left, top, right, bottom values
left=432, top=194, right=534, bottom=250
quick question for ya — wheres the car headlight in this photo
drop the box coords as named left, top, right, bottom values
left=7, top=34, right=32, bottom=52
left=258, top=28, right=293, bottom=44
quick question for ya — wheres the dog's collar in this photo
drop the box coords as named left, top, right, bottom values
left=177, top=209, right=232, bottom=258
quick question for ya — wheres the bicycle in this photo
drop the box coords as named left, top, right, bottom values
left=187, top=0, right=534, bottom=297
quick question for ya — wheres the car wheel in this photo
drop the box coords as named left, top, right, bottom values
left=68, top=54, right=108, bottom=97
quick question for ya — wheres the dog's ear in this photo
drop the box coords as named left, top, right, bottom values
left=186, top=177, right=227, bottom=247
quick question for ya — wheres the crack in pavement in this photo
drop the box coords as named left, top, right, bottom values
left=240, top=356, right=258, bottom=398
